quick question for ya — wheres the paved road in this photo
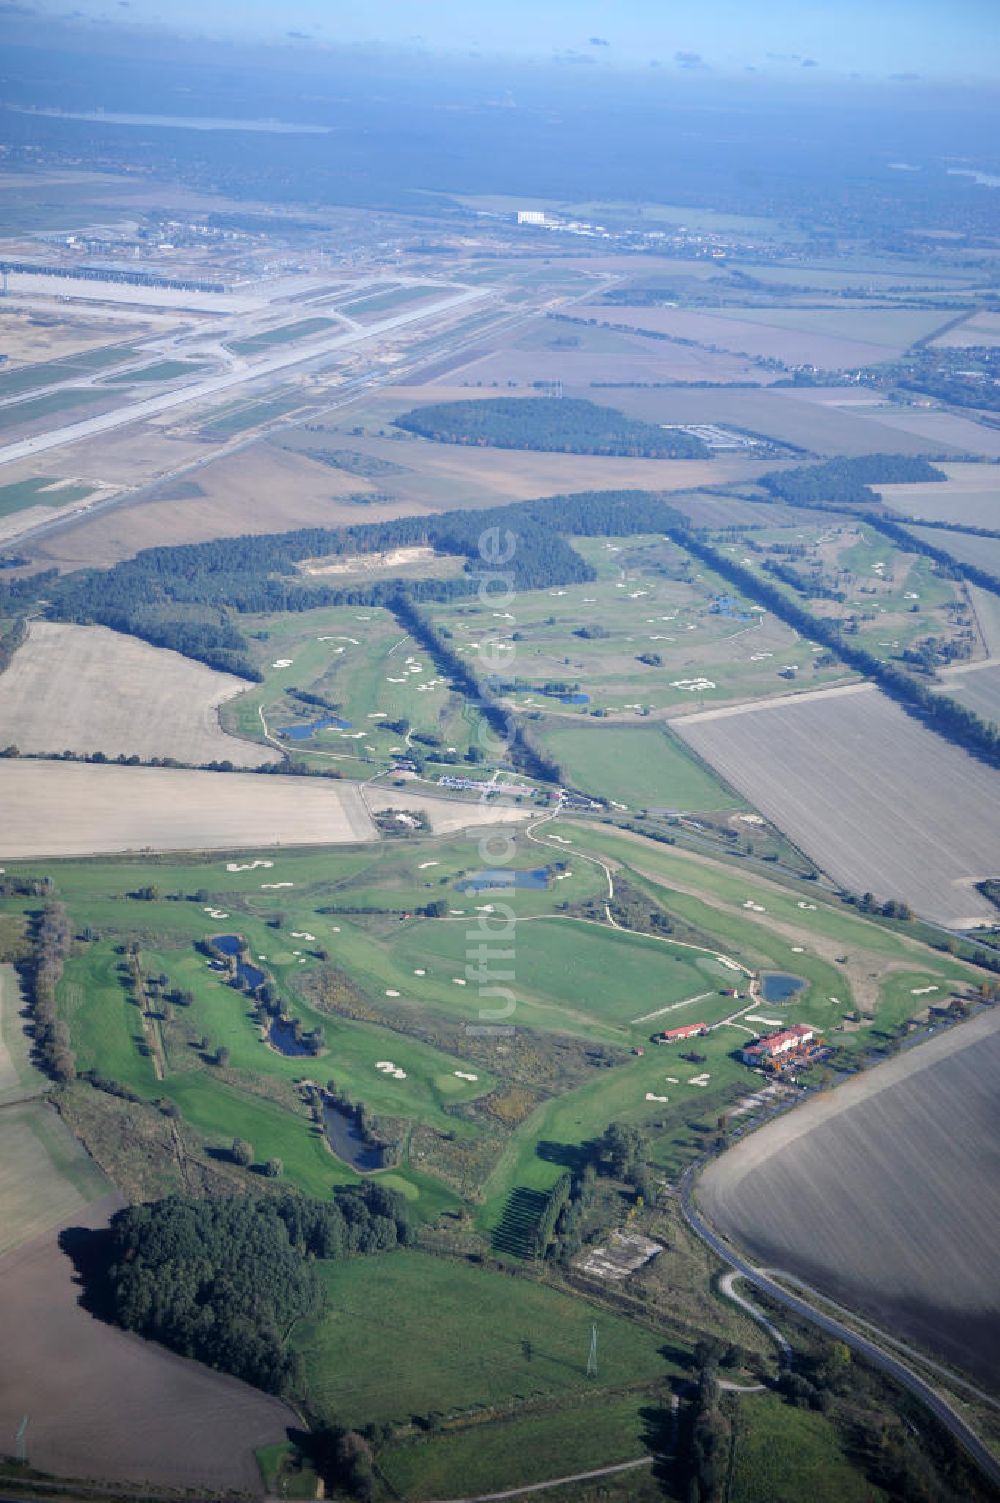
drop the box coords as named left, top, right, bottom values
left=0, top=285, right=490, bottom=469
left=680, top=1168, right=1000, bottom=1490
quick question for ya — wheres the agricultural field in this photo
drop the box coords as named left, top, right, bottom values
left=0, top=1100, right=109, bottom=1254
left=0, top=621, right=281, bottom=765
left=698, top=1006, right=1000, bottom=1389
left=295, top=1248, right=668, bottom=1428
left=931, top=310, right=1000, bottom=347
left=432, top=532, right=849, bottom=719
left=860, top=408, right=1000, bottom=459
left=906, top=522, right=1000, bottom=581
left=566, top=304, right=937, bottom=370
left=0, top=761, right=530, bottom=857
left=874, top=462, right=1000, bottom=527
left=727, top=521, right=974, bottom=665
left=222, top=601, right=490, bottom=769
left=674, top=685, right=1000, bottom=926
left=0, top=1196, right=297, bottom=1492
left=0, top=474, right=94, bottom=519
left=934, top=661, right=1000, bottom=726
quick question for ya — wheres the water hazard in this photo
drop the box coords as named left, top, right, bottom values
left=760, top=972, right=806, bottom=1003
left=322, top=1098, right=384, bottom=1172
left=277, top=714, right=353, bottom=740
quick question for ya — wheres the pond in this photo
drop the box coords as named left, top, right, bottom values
left=457, top=867, right=550, bottom=892
left=559, top=692, right=590, bottom=704
left=269, top=1018, right=312, bottom=1057
left=322, top=1097, right=384, bottom=1172
left=760, top=972, right=807, bottom=1003
left=213, top=935, right=266, bottom=992
left=277, top=713, right=353, bottom=740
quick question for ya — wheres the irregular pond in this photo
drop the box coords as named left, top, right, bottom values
left=277, top=714, right=352, bottom=740
left=457, top=867, right=550, bottom=892
left=269, top=1018, right=312, bottom=1057
left=322, top=1098, right=384, bottom=1172
left=213, top=934, right=266, bottom=992
left=761, top=972, right=807, bottom=1003
left=559, top=692, right=590, bottom=704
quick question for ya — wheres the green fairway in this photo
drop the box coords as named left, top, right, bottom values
left=0, top=476, right=93, bottom=518
left=106, top=359, right=209, bottom=383
left=0, top=387, right=110, bottom=431
left=294, top=1248, right=670, bottom=1429
left=540, top=722, right=740, bottom=811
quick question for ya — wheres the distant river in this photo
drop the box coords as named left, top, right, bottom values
left=8, top=106, right=331, bottom=134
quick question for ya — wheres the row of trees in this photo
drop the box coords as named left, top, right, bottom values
left=29, top=901, right=75, bottom=1081
left=395, top=396, right=709, bottom=458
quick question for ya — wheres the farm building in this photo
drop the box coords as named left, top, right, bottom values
left=742, top=1023, right=815, bottom=1066
left=655, top=1022, right=710, bottom=1044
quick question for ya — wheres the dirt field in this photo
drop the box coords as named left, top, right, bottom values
left=860, top=409, right=1000, bottom=459
left=0, top=1195, right=295, bottom=1491
left=673, top=685, right=1000, bottom=926
left=0, top=763, right=530, bottom=857
left=0, top=622, right=281, bottom=764
left=875, top=463, right=1000, bottom=527
left=435, top=339, right=766, bottom=388
left=936, top=661, right=1000, bottom=725
left=931, top=311, right=1000, bottom=348
left=0, top=1100, right=108, bottom=1256
left=698, top=1007, right=1000, bottom=1388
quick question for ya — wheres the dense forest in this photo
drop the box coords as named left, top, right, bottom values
left=102, top=1188, right=412, bottom=1394
left=394, top=396, right=709, bottom=458
left=0, top=491, right=686, bottom=677
left=757, top=454, right=945, bottom=508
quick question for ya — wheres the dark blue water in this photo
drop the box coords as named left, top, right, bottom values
left=269, top=1018, right=311, bottom=1056
left=711, top=596, right=752, bottom=621
left=457, top=867, right=550, bottom=892
left=322, top=1099, right=384, bottom=1172
left=559, top=692, right=590, bottom=704
left=761, top=972, right=806, bottom=1003
left=277, top=714, right=352, bottom=740
left=213, top=935, right=266, bottom=992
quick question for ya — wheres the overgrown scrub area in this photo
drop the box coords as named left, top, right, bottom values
left=99, top=1186, right=412, bottom=1394
left=395, top=395, right=710, bottom=457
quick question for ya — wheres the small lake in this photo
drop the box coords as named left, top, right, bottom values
left=269, top=1018, right=312, bottom=1057
left=277, top=714, right=353, bottom=740
left=559, top=692, right=590, bottom=704
left=322, top=1098, right=384, bottom=1172
left=213, top=935, right=266, bottom=992
left=761, top=972, right=806, bottom=1003
left=457, top=867, right=550, bottom=892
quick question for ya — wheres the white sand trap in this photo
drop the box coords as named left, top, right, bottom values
left=385, top=989, right=401, bottom=997
left=452, top=977, right=467, bottom=986
left=291, top=931, right=316, bottom=941
left=261, top=882, right=295, bottom=889
left=746, top=1015, right=783, bottom=1027
left=665, top=1076, right=679, bottom=1083
left=392, top=1068, right=406, bottom=1079
left=797, top=902, right=817, bottom=910
left=418, top=861, right=439, bottom=869
left=227, top=859, right=274, bottom=871
left=375, top=1060, right=394, bottom=1071
left=454, top=1071, right=479, bottom=1081
left=791, top=945, right=805, bottom=953
left=742, top=900, right=766, bottom=912
left=645, top=1093, right=669, bottom=1103
left=414, top=969, right=426, bottom=976
left=689, top=1074, right=712, bottom=1087
left=911, top=985, right=940, bottom=996
left=272, top=659, right=293, bottom=668
left=368, top=712, right=387, bottom=719
left=298, top=958, right=306, bottom=964
left=387, top=676, right=406, bottom=683
left=449, top=909, right=465, bottom=916
left=203, top=908, right=228, bottom=919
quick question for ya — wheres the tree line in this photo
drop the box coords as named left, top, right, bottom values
left=757, top=453, right=945, bottom=508
left=395, top=395, right=709, bottom=458
left=26, top=901, right=75, bottom=1081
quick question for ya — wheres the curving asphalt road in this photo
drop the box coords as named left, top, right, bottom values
left=680, top=1167, right=1000, bottom=1491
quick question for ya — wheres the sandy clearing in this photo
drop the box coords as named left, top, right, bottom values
left=0, top=1195, right=296, bottom=1492
left=673, top=689, right=1000, bottom=927
left=0, top=763, right=531, bottom=857
left=698, top=1007, right=1000, bottom=1387
left=0, top=621, right=280, bottom=765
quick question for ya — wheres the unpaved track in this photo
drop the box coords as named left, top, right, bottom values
left=0, top=1195, right=295, bottom=1493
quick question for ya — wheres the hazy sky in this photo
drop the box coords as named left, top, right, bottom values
left=27, top=0, right=1000, bottom=82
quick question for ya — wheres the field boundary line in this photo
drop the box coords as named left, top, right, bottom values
left=631, top=990, right=714, bottom=1025
left=424, top=1454, right=654, bottom=1503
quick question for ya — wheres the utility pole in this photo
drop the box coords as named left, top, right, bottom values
left=586, top=1322, right=598, bottom=1378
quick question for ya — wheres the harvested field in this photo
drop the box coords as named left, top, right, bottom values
left=0, top=1101, right=109, bottom=1255
left=0, top=1196, right=295, bottom=1492
left=875, top=462, right=1000, bottom=527
left=860, top=409, right=1000, bottom=459
left=698, top=1008, right=1000, bottom=1389
left=566, top=305, right=926, bottom=370
left=673, top=685, right=1000, bottom=926
left=0, top=763, right=529, bottom=857
left=0, top=622, right=281, bottom=765
left=581, top=385, right=959, bottom=458
left=931, top=311, right=1000, bottom=348
left=936, top=661, right=1000, bottom=725
left=437, top=339, right=766, bottom=388
left=906, top=522, right=1000, bottom=580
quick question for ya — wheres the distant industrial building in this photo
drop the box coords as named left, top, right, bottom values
left=516, top=210, right=547, bottom=226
